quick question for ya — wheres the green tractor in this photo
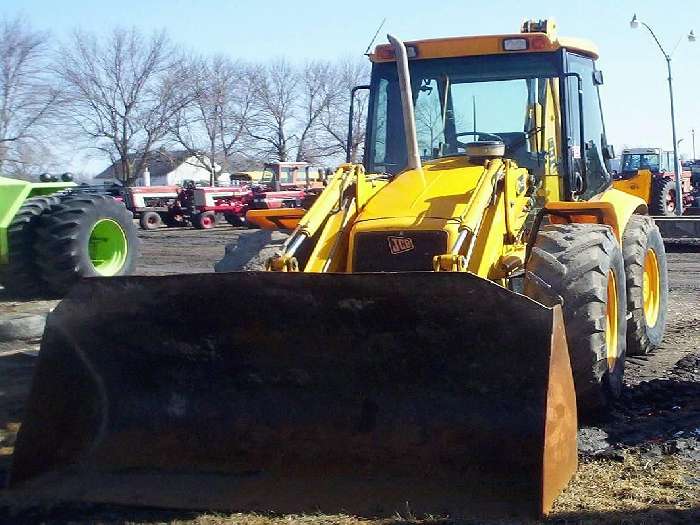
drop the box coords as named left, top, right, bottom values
left=0, top=175, right=139, bottom=298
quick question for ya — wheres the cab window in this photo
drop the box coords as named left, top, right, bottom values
left=565, top=53, right=610, bottom=199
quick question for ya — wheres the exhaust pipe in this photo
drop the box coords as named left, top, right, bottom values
left=387, top=34, right=422, bottom=172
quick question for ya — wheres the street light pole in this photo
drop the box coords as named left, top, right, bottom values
left=665, top=55, right=682, bottom=215
left=630, top=15, right=694, bottom=215
left=693, top=129, right=696, bottom=161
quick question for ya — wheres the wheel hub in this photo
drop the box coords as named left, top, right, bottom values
left=642, top=248, right=660, bottom=327
left=88, top=218, right=128, bottom=276
left=606, top=269, right=618, bottom=370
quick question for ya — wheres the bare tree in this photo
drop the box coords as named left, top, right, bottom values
left=57, top=28, right=191, bottom=185
left=0, top=16, right=61, bottom=175
left=294, top=61, right=339, bottom=162
left=169, top=55, right=257, bottom=184
left=247, top=59, right=298, bottom=162
left=318, top=57, right=370, bottom=163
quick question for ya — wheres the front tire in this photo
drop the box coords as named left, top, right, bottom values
left=139, top=211, right=162, bottom=230
left=192, top=211, right=216, bottom=230
left=622, top=215, right=668, bottom=355
left=524, top=223, right=627, bottom=416
left=35, top=193, right=139, bottom=295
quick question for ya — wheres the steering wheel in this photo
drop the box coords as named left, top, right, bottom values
left=455, top=131, right=504, bottom=148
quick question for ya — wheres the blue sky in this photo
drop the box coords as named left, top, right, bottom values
left=3, top=0, right=700, bottom=172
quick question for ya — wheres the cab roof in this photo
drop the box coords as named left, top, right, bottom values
left=370, top=21, right=599, bottom=63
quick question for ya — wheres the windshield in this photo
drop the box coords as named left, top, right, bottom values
left=260, top=167, right=276, bottom=184
left=367, top=52, right=561, bottom=175
left=621, top=154, right=660, bottom=173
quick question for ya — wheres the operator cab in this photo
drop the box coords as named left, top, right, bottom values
left=619, top=148, right=673, bottom=179
left=363, top=19, right=615, bottom=201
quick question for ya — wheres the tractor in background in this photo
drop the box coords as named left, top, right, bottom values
left=0, top=175, right=139, bottom=297
left=124, top=176, right=254, bottom=230
left=246, top=161, right=329, bottom=229
left=614, top=148, right=700, bottom=239
left=613, top=147, right=694, bottom=215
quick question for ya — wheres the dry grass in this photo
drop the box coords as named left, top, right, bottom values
left=553, top=452, right=699, bottom=515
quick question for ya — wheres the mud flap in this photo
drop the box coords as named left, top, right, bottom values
left=7, top=272, right=577, bottom=519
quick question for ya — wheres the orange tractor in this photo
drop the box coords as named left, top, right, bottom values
left=613, top=148, right=700, bottom=239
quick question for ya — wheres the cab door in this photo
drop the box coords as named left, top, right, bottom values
left=564, top=53, right=612, bottom=200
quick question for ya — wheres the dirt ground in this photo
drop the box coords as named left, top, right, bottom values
left=0, top=227, right=698, bottom=524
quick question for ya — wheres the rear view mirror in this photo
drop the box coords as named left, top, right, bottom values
left=593, top=70, right=604, bottom=85
left=603, top=144, right=615, bottom=161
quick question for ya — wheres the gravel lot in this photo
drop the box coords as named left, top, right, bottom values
left=0, top=226, right=698, bottom=524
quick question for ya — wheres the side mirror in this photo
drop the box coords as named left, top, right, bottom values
left=593, top=70, right=604, bottom=85
left=603, top=144, right=615, bottom=161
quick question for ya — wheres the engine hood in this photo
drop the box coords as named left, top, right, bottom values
left=356, top=156, right=502, bottom=223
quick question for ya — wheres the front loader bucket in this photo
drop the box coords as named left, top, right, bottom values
left=7, top=272, right=577, bottom=519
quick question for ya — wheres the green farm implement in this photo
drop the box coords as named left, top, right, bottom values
left=0, top=176, right=139, bottom=297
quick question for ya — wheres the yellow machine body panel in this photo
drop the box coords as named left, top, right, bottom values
left=546, top=188, right=648, bottom=242
left=612, top=169, right=653, bottom=203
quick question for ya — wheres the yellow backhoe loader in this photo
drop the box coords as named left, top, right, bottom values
left=6, top=19, right=668, bottom=520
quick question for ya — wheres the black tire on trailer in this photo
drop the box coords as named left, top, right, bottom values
left=224, top=213, right=246, bottom=227
left=524, top=223, right=627, bottom=416
left=621, top=215, right=668, bottom=356
left=139, top=211, right=162, bottom=230
left=0, top=195, right=61, bottom=297
left=192, top=211, right=216, bottom=230
left=34, top=193, right=139, bottom=295
left=649, top=178, right=676, bottom=216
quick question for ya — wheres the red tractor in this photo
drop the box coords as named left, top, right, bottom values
left=125, top=176, right=254, bottom=230
left=190, top=182, right=253, bottom=229
left=123, top=185, right=183, bottom=229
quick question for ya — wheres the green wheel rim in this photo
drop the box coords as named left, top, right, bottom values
left=88, top=218, right=128, bottom=276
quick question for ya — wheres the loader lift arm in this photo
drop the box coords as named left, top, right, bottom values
left=266, top=163, right=388, bottom=272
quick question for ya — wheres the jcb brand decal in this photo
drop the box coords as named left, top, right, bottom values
left=387, top=236, right=414, bottom=254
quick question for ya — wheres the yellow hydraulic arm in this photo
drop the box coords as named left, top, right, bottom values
left=266, top=164, right=387, bottom=272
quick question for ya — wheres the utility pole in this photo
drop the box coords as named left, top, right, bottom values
left=630, top=15, right=695, bottom=215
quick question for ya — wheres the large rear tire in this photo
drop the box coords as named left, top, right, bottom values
left=524, top=223, right=627, bottom=416
left=0, top=195, right=60, bottom=297
left=622, top=215, right=668, bottom=355
left=649, top=178, right=676, bottom=216
left=34, top=193, right=139, bottom=295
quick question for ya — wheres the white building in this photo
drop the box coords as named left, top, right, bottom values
left=95, top=151, right=227, bottom=186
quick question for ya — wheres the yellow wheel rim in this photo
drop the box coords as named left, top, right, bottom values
left=606, top=270, right=618, bottom=369
left=642, top=248, right=661, bottom=328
